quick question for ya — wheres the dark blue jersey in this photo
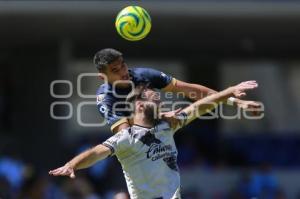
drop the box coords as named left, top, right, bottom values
left=96, top=67, right=173, bottom=131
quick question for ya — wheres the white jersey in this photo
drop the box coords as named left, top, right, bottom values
left=103, top=121, right=181, bottom=199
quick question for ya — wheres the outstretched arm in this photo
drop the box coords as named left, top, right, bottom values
left=49, top=144, right=111, bottom=178
left=163, top=79, right=258, bottom=109
left=173, top=81, right=258, bottom=128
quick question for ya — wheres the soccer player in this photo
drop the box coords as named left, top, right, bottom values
left=49, top=80, right=258, bottom=199
left=94, top=48, right=259, bottom=133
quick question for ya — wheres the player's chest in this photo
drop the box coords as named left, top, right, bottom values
left=130, top=133, right=177, bottom=161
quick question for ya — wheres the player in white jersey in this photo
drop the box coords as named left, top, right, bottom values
left=49, top=81, right=259, bottom=199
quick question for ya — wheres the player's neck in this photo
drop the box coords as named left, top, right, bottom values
left=133, top=113, right=155, bottom=128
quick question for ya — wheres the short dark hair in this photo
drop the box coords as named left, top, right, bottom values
left=93, top=48, right=122, bottom=72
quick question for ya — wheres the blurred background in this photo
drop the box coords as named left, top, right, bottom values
left=1, top=1, right=300, bottom=199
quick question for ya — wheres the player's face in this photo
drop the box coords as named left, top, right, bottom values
left=143, top=89, right=161, bottom=104
left=137, top=89, right=161, bottom=122
left=105, top=57, right=130, bottom=88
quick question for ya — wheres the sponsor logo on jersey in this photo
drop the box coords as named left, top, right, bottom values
left=146, top=143, right=176, bottom=161
left=96, top=94, right=105, bottom=104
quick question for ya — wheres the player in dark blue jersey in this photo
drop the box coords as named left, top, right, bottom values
left=94, top=48, right=260, bottom=133
left=96, top=66, right=175, bottom=132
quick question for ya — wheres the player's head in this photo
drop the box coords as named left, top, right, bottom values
left=127, top=85, right=161, bottom=124
left=93, top=48, right=130, bottom=87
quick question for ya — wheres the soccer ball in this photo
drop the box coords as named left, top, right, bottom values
left=115, top=6, right=152, bottom=41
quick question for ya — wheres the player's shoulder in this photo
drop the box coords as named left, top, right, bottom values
left=130, top=67, right=160, bottom=75
left=130, top=67, right=168, bottom=82
left=112, top=128, right=132, bottom=143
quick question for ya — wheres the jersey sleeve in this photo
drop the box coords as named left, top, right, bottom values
left=96, top=94, right=128, bottom=131
left=102, top=130, right=128, bottom=155
left=142, top=68, right=173, bottom=89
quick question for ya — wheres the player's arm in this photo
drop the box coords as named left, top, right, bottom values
left=49, top=144, right=111, bottom=178
left=143, top=67, right=215, bottom=100
left=172, top=81, right=258, bottom=130
left=163, top=78, right=259, bottom=110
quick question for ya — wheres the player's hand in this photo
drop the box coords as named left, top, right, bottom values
left=160, top=108, right=182, bottom=129
left=236, top=99, right=262, bottom=116
left=231, top=80, right=258, bottom=98
left=49, top=163, right=76, bottom=179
